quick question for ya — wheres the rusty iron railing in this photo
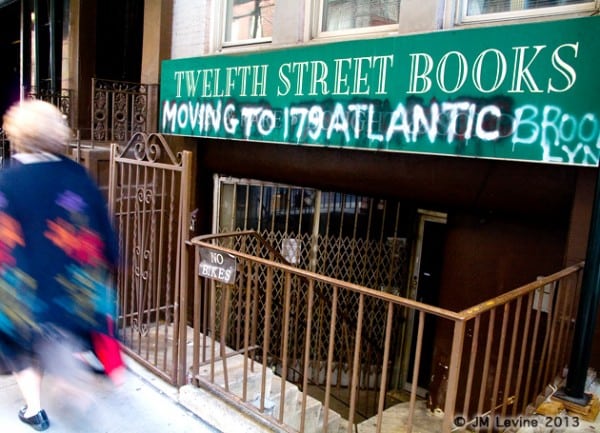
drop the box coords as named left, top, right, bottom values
left=92, top=78, right=158, bottom=143
left=26, top=87, right=73, bottom=127
left=187, top=230, right=584, bottom=433
left=453, top=265, right=582, bottom=427
left=109, top=132, right=193, bottom=385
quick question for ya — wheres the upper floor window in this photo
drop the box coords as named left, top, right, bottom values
left=223, top=0, right=275, bottom=46
left=461, top=0, right=598, bottom=22
left=318, top=0, right=401, bottom=36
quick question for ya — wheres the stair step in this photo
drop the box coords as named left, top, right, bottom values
left=193, top=355, right=344, bottom=433
left=195, top=354, right=247, bottom=377
left=286, top=392, right=324, bottom=432
left=268, top=375, right=301, bottom=419
left=195, top=355, right=273, bottom=401
left=318, top=408, right=342, bottom=433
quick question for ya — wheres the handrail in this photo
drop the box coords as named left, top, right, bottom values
left=190, top=231, right=464, bottom=322
left=190, top=229, right=291, bottom=265
left=192, top=229, right=389, bottom=354
left=192, top=229, right=393, bottom=421
left=192, top=230, right=586, bottom=321
left=459, top=262, right=584, bottom=319
left=188, top=229, right=585, bottom=433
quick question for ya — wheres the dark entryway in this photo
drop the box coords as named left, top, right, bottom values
left=406, top=212, right=447, bottom=393
left=0, top=0, right=20, bottom=118
left=95, top=0, right=144, bottom=82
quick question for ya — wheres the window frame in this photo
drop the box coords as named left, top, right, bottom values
left=313, top=0, right=401, bottom=39
left=219, top=0, right=275, bottom=49
left=456, top=0, right=599, bottom=24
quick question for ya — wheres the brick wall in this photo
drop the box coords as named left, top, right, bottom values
left=172, top=0, right=211, bottom=59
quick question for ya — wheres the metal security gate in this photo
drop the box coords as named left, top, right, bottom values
left=213, top=176, right=417, bottom=418
left=215, top=177, right=411, bottom=292
left=109, top=133, right=192, bottom=384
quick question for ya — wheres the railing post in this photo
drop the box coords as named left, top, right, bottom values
left=177, top=149, right=193, bottom=386
left=443, top=319, right=466, bottom=433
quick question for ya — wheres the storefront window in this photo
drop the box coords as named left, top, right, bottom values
left=320, top=0, right=401, bottom=34
left=224, top=0, right=275, bottom=45
left=463, top=0, right=596, bottom=20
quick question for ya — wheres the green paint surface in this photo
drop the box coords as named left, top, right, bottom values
left=160, top=17, right=600, bottom=166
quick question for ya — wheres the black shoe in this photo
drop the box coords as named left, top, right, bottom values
left=18, top=407, right=50, bottom=431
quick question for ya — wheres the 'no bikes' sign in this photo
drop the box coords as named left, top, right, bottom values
left=198, top=247, right=236, bottom=284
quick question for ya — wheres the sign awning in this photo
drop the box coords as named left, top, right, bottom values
left=160, top=16, right=600, bottom=167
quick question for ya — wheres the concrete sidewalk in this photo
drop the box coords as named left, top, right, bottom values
left=0, top=357, right=222, bottom=433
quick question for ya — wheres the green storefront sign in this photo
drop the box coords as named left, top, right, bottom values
left=160, top=16, right=600, bottom=166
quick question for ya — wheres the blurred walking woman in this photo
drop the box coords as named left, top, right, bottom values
left=0, top=100, right=123, bottom=431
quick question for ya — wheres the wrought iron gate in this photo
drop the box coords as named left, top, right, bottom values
left=109, top=133, right=192, bottom=384
left=92, top=78, right=156, bottom=143
left=213, top=176, right=415, bottom=417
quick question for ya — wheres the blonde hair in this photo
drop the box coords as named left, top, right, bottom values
left=2, top=99, right=71, bottom=154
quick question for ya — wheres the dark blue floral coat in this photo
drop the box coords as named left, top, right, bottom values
left=0, top=153, right=118, bottom=371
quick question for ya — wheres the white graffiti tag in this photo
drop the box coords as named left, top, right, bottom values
left=162, top=99, right=600, bottom=165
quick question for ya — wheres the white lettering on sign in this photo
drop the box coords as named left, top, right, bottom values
left=174, top=65, right=269, bottom=98
left=163, top=98, right=600, bottom=165
left=209, top=251, right=224, bottom=265
left=170, top=42, right=580, bottom=101
left=276, top=55, right=394, bottom=97
left=198, top=248, right=236, bottom=284
left=407, top=43, right=579, bottom=95
left=512, top=104, right=600, bottom=164
left=199, top=263, right=233, bottom=282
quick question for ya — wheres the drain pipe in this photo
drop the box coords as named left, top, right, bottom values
left=555, top=167, right=600, bottom=406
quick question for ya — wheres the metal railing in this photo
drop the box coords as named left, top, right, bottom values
left=187, top=230, right=583, bottom=433
left=92, top=78, right=158, bottom=143
left=26, top=87, right=73, bottom=128
left=26, top=79, right=155, bottom=145
left=110, top=133, right=193, bottom=385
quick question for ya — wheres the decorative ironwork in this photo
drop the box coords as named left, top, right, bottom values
left=26, top=87, right=73, bottom=128
left=109, top=133, right=192, bottom=385
left=117, top=132, right=181, bottom=166
left=92, top=78, right=156, bottom=143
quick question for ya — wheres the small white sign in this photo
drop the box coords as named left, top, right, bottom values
left=533, top=278, right=555, bottom=313
left=282, top=238, right=300, bottom=264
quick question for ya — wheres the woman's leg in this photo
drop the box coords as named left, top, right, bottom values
left=13, top=366, right=43, bottom=416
